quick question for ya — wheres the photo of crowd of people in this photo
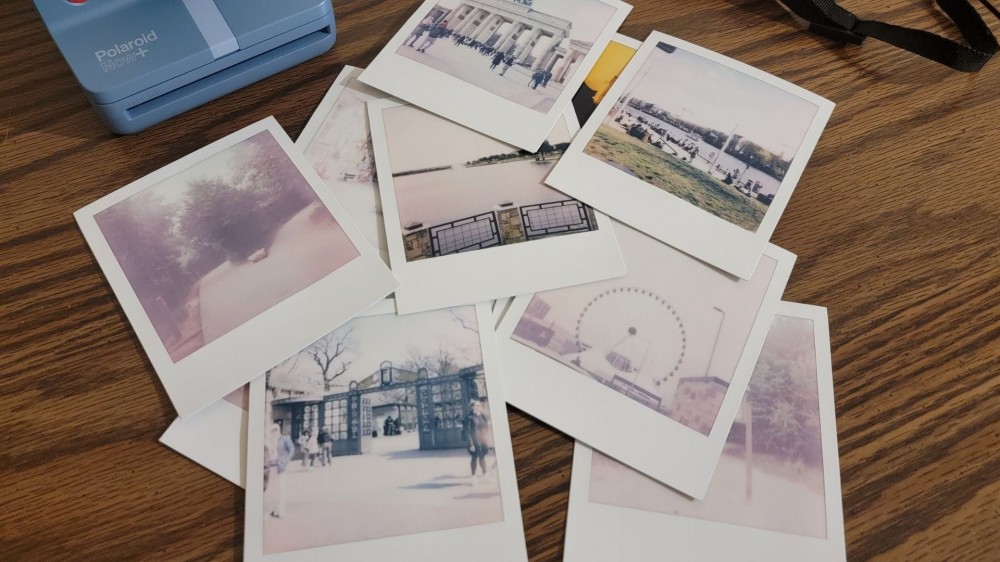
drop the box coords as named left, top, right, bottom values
left=395, top=0, right=618, bottom=112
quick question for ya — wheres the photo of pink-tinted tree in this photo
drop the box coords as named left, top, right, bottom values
left=589, top=314, right=827, bottom=538
left=94, top=130, right=360, bottom=363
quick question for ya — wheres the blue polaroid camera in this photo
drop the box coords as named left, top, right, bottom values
left=34, top=0, right=336, bottom=134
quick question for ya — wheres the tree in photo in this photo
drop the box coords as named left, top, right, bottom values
left=402, top=345, right=457, bottom=378
left=745, top=318, right=821, bottom=469
left=97, top=192, right=191, bottom=311
left=179, top=131, right=322, bottom=266
left=307, top=328, right=354, bottom=391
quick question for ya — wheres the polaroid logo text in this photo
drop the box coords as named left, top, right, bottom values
left=95, top=31, right=158, bottom=72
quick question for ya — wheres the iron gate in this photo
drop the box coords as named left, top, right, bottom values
left=273, top=362, right=484, bottom=458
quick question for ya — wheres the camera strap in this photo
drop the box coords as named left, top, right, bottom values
left=776, top=0, right=1000, bottom=71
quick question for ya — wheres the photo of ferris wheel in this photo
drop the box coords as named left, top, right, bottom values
left=510, top=229, right=782, bottom=435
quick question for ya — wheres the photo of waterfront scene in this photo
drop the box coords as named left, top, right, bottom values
left=583, top=42, right=820, bottom=231
left=381, top=104, right=598, bottom=262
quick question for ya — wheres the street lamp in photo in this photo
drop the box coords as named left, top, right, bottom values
left=380, top=360, right=393, bottom=387
left=705, top=306, right=726, bottom=377
left=709, top=124, right=738, bottom=178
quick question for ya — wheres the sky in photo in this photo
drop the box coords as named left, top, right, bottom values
left=270, top=306, right=483, bottom=390
left=133, top=133, right=259, bottom=208
left=623, top=44, right=819, bottom=156
left=382, top=104, right=571, bottom=171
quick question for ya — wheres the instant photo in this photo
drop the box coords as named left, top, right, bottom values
left=564, top=303, right=845, bottom=562
left=495, top=221, right=794, bottom=498
left=548, top=32, right=833, bottom=279
left=570, top=33, right=640, bottom=128
left=75, top=118, right=398, bottom=418
left=297, top=65, right=392, bottom=264
left=369, top=99, right=624, bottom=314
left=360, top=0, right=631, bottom=151
left=160, top=385, right=248, bottom=487
left=244, top=301, right=527, bottom=562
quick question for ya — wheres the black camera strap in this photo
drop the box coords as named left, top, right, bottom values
left=777, top=0, right=1000, bottom=71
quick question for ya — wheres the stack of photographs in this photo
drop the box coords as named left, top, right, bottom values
left=73, top=2, right=846, bottom=559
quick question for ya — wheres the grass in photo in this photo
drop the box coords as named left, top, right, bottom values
left=583, top=42, right=820, bottom=231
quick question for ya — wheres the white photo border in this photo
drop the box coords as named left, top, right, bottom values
left=563, top=302, right=845, bottom=562
left=160, top=397, right=247, bottom=488
left=359, top=0, right=632, bottom=151
left=244, top=300, right=528, bottom=562
left=547, top=31, right=834, bottom=279
left=75, top=117, right=399, bottom=418
left=368, top=99, right=626, bottom=315
left=494, top=225, right=795, bottom=499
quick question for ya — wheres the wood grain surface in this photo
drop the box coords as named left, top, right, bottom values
left=2, top=0, right=998, bottom=560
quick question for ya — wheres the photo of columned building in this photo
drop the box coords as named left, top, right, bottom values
left=443, top=0, right=587, bottom=85
left=396, top=0, right=615, bottom=112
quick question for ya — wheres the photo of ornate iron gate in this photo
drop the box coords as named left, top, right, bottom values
left=520, top=199, right=593, bottom=240
left=274, top=361, right=484, bottom=458
left=428, top=212, right=501, bottom=256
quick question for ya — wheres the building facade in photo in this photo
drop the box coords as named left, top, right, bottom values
left=436, top=0, right=584, bottom=83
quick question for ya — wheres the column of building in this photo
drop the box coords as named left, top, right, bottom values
left=514, top=27, right=545, bottom=60
left=456, top=7, right=488, bottom=36
left=446, top=4, right=477, bottom=32
left=534, top=31, right=567, bottom=70
left=495, top=21, right=526, bottom=53
left=474, top=13, right=505, bottom=43
left=552, top=49, right=580, bottom=83
left=535, top=49, right=557, bottom=71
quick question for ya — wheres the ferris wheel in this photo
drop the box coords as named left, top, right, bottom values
left=573, top=286, right=686, bottom=390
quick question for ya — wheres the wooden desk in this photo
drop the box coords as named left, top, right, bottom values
left=2, top=0, right=998, bottom=559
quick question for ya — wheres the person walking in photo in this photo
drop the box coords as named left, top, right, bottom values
left=529, top=69, right=543, bottom=89
left=499, top=55, right=515, bottom=76
left=467, top=399, right=492, bottom=480
left=416, top=20, right=448, bottom=53
left=298, top=429, right=311, bottom=468
left=306, top=428, right=319, bottom=468
left=384, top=415, right=394, bottom=437
left=541, top=69, right=553, bottom=88
left=490, top=51, right=505, bottom=70
left=405, top=15, right=434, bottom=47
left=319, top=427, right=332, bottom=466
left=266, top=424, right=295, bottom=519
